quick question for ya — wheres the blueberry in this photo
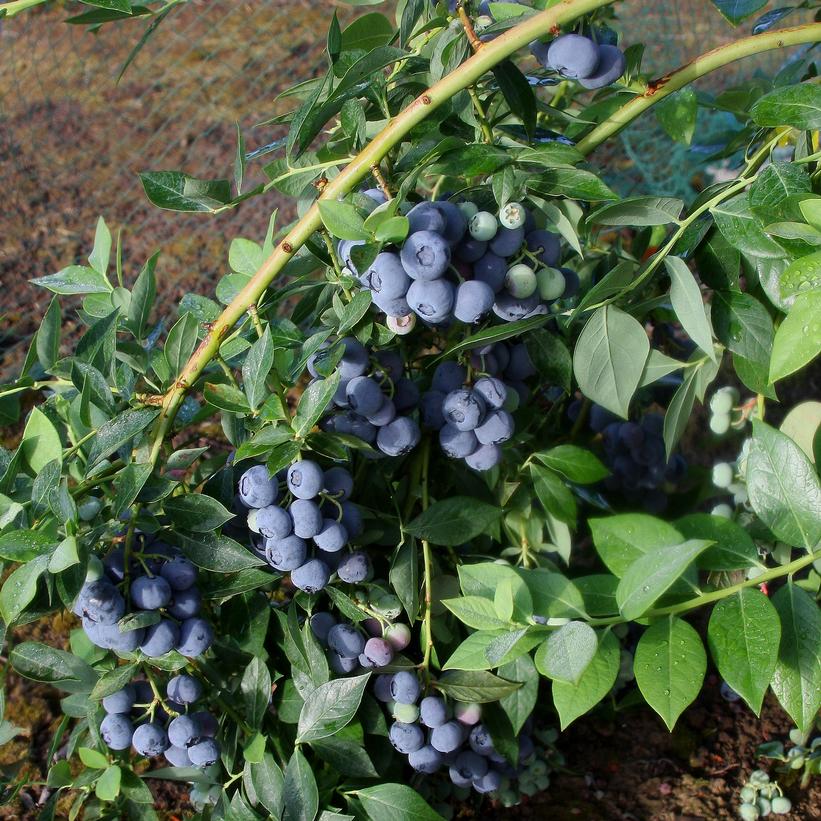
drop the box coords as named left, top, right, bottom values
left=287, top=460, right=324, bottom=500
left=454, top=280, right=495, bottom=324
left=328, top=651, right=359, bottom=674
left=328, top=624, right=365, bottom=659
left=439, top=425, right=479, bottom=459
left=332, top=377, right=351, bottom=408
left=390, top=670, right=421, bottom=704
left=455, top=237, right=488, bottom=263
left=361, top=252, right=411, bottom=300
left=505, top=263, right=538, bottom=299
left=255, top=505, right=293, bottom=540
left=530, top=38, right=551, bottom=65
left=103, top=685, right=136, bottom=715
left=310, top=612, right=337, bottom=644
left=469, top=723, right=494, bottom=755
left=374, top=350, right=403, bottom=381
left=102, top=548, right=126, bottom=583
left=547, top=33, right=600, bottom=79
left=771, top=796, right=792, bottom=814
left=337, top=240, right=365, bottom=274
left=168, top=586, right=202, bottom=620
left=407, top=278, right=455, bottom=324
left=377, top=417, right=421, bottom=457
left=492, top=291, right=540, bottom=321
left=499, top=202, right=527, bottom=230
left=130, top=575, right=172, bottom=610
left=373, top=291, right=412, bottom=318
left=432, top=361, right=467, bottom=394
left=176, top=617, right=213, bottom=657
left=164, top=745, right=193, bottom=767
left=313, top=518, right=348, bottom=552
left=363, top=637, right=394, bottom=667
left=100, top=713, right=133, bottom=750
left=338, top=337, right=370, bottom=380
left=505, top=343, right=536, bottom=380
left=290, top=559, right=330, bottom=594
left=452, top=750, right=489, bottom=780
left=336, top=551, right=372, bottom=584
left=579, top=44, right=626, bottom=89
left=421, top=390, right=447, bottom=430
left=160, top=557, right=197, bottom=592
left=472, top=768, right=502, bottom=794
left=139, top=620, right=179, bottom=657
left=561, top=267, right=580, bottom=297
left=289, top=499, right=323, bottom=539
left=589, top=404, right=617, bottom=433
left=132, top=681, right=153, bottom=707
left=401, top=230, right=451, bottom=280
left=469, top=211, right=498, bottom=242
left=322, top=466, right=354, bottom=500
left=373, top=674, right=394, bottom=702
left=238, top=465, right=278, bottom=509
left=489, top=226, right=525, bottom=257
left=409, top=744, right=444, bottom=774
left=188, top=738, right=220, bottom=767
left=475, top=409, right=514, bottom=445
left=443, top=389, right=486, bottom=431
left=334, top=412, right=377, bottom=445
left=406, top=202, right=446, bottom=235
left=358, top=652, right=377, bottom=670
left=167, top=674, right=202, bottom=705
left=132, top=722, right=169, bottom=757
left=340, top=501, right=363, bottom=538
left=432, top=201, right=468, bottom=245
left=266, top=534, right=307, bottom=570
left=362, top=187, right=387, bottom=204
left=77, top=579, right=125, bottom=625
left=430, top=721, right=465, bottom=753
left=168, top=715, right=200, bottom=748
left=393, top=702, right=420, bottom=723
left=454, top=702, right=482, bottom=725
left=473, top=252, right=507, bottom=293
left=465, top=443, right=502, bottom=471
left=190, top=711, right=218, bottom=737
left=389, top=721, right=425, bottom=754
left=420, top=696, right=448, bottom=728
left=519, top=733, right=535, bottom=760
left=367, top=398, right=396, bottom=427
left=473, top=377, right=507, bottom=409
left=525, top=229, right=561, bottom=267
left=346, top=376, right=385, bottom=417
left=393, top=378, right=420, bottom=412
left=85, top=619, right=145, bottom=652
left=536, top=266, right=566, bottom=301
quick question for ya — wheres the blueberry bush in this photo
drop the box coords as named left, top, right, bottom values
left=1, top=0, right=820, bottom=818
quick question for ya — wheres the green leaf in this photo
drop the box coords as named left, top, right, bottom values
left=616, top=539, right=712, bottom=620
left=0, top=530, right=55, bottom=563
left=770, top=583, right=821, bottom=734
left=712, top=290, right=774, bottom=368
left=0, top=554, right=49, bottom=624
left=588, top=196, right=684, bottom=227
left=529, top=168, right=617, bottom=202
left=707, top=588, right=780, bottom=715
left=229, top=238, right=264, bottom=276
left=436, top=670, right=521, bottom=703
left=30, top=265, right=111, bottom=296
left=139, top=171, right=231, bottom=212
left=634, top=616, right=706, bottom=730
left=311, top=736, right=378, bottom=778
left=533, top=445, right=609, bottom=484
left=573, top=305, right=649, bottom=419
left=79, top=746, right=109, bottom=769
left=20, top=408, right=62, bottom=473
left=246, top=753, right=284, bottom=819
left=170, top=532, right=265, bottom=572
left=336, top=290, right=373, bottom=334
left=283, top=748, right=319, bottom=821
left=292, top=373, right=342, bottom=439
left=318, top=201, right=369, bottom=241
left=95, top=765, right=121, bottom=802
left=90, top=663, right=140, bottom=701
left=712, top=195, right=786, bottom=259
left=746, top=420, right=821, bottom=549
left=675, top=513, right=760, bottom=571
left=779, top=250, right=821, bottom=299
left=552, top=630, right=620, bottom=729
left=203, top=382, right=251, bottom=414
left=491, top=60, right=535, bottom=139
left=770, top=290, right=821, bottom=382
left=662, top=367, right=698, bottom=460
left=749, top=162, right=811, bottom=225
left=444, top=631, right=503, bottom=671
left=442, top=596, right=512, bottom=631
left=751, top=82, right=821, bottom=130
left=655, top=88, right=697, bottom=144
left=589, top=514, right=682, bottom=577
left=405, top=497, right=502, bottom=546
left=665, top=257, right=716, bottom=363
left=297, top=673, right=369, bottom=743
left=534, top=621, right=598, bottom=684
left=242, top=328, right=275, bottom=411
left=708, top=0, right=767, bottom=24
left=241, top=658, right=271, bottom=729
left=48, top=536, right=80, bottom=573
left=164, top=311, right=199, bottom=379
left=37, top=297, right=62, bottom=371
left=498, top=655, right=538, bottom=735
left=111, top=463, right=153, bottom=519
left=87, top=409, right=160, bottom=470
left=10, top=642, right=97, bottom=692
left=530, top=464, right=576, bottom=525
left=517, top=569, right=586, bottom=619
left=353, top=784, right=443, bottom=821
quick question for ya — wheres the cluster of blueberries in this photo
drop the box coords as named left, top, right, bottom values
left=708, top=386, right=740, bottom=435
left=530, top=32, right=626, bottom=89
left=74, top=547, right=212, bottom=658
left=738, top=770, right=793, bottom=820
left=314, top=339, right=422, bottom=458
left=309, top=610, right=411, bottom=675
left=420, top=353, right=531, bottom=471
left=339, top=200, right=576, bottom=328
left=239, top=460, right=370, bottom=593
left=373, top=670, right=533, bottom=794
left=574, top=403, right=687, bottom=514
left=99, top=673, right=220, bottom=769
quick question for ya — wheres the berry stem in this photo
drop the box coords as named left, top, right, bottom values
left=467, top=86, right=494, bottom=144
left=419, top=438, right=435, bottom=671
left=576, top=23, right=821, bottom=155
left=457, top=3, right=483, bottom=53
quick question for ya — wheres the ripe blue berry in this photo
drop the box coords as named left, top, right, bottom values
left=421, top=390, right=447, bottom=430
left=420, top=696, right=448, bottom=728
left=453, top=750, right=489, bottom=781
left=310, top=612, right=337, bottom=644
left=266, top=534, right=307, bottom=571
left=547, top=33, right=600, bottom=79
left=188, top=738, right=220, bottom=767
left=100, top=713, right=133, bottom=750
left=168, top=586, right=202, bottom=620
left=103, top=685, right=136, bottom=715
left=140, top=620, right=180, bottom=657
left=336, top=551, right=372, bottom=584
left=290, top=559, right=331, bottom=594
left=489, top=225, right=525, bottom=257
left=455, top=237, right=488, bottom=263
left=132, top=722, right=169, bottom=757
left=131, top=575, right=172, bottom=610
left=389, top=721, right=425, bottom=754
left=77, top=579, right=125, bottom=625
left=373, top=674, right=394, bottom=702
left=329, top=651, right=359, bottom=674
left=439, top=425, right=479, bottom=459
left=176, top=617, right=213, bottom=657
left=377, top=416, right=421, bottom=457
left=390, top=670, right=421, bottom=704
left=393, top=378, right=420, bottom=412
left=473, top=377, right=507, bottom=409
left=432, top=361, right=467, bottom=394
left=190, top=711, right=218, bottom=737
left=363, top=637, right=394, bottom=667
left=167, top=675, right=202, bottom=705
left=337, top=240, right=364, bottom=273
left=432, top=201, right=468, bottom=245
left=164, top=745, right=193, bottom=767
left=254, top=505, right=292, bottom=540
left=401, top=231, right=451, bottom=280
left=407, top=278, right=455, bottom=324
left=287, top=460, right=324, bottom=500
left=473, top=252, right=507, bottom=293
left=168, top=715, right=200, bottom=748
left=322, top=466, right=354, bottom=500
left=409, top=744, right=444, bottom=773
left=373, top=292, right=412, bottom=318
left=361, top=252, right=411, bottom=300
left=340, top=501, right=363, bottom=538
left=367, top=398, right=397, bottom=427
left=430, top=720, right=465, bottom=753
left=406, top=202, right=446, bottom=235
left=238, top=465, right=278, bottom=508
left=526, top=229, right=561, bottom=267
left=313, top=519, right=348, bottom=552
left=346, top=376, right=385, bottom=417
left=338, top=337, right=369, bottom=380
left=454, top=280, right=495, bottom=324
left=472, top=768, right=502, bottom=794
left=443, top=389, right=486, bottom=431
left=160, top=557, right=197, bottom=592
left=475, top=409, right=514, bottom=445
left=579, top=44, right=626, bottom=89
left=465, top=443, right=502, bottom=471
left=328, top=624, right=365, bottom=659
left=290, top=500, right=323, bottom=539
left=493, top=292, right=540, bottom=321
left=505, top=343, right=536, bottom=380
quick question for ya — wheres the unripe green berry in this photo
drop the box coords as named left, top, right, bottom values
left=757, top=797, right=771, bottom=816
left=387, top=313, right=416, bottom=336
left=384, top=622, right=411, bottom=651
left=709, top=412, right=731, bottom=435
left=711, top=503, right=734, bottom=519
left=535, top=266, right=566, bottom=301
left=469, top=211, right=498, bottom=241
left=392, top=702, right=420, bottom=723
left=246, top=508, right=261, bottom=533
left=458, top=201, right=479, bottom=220
left=770, top=796, right=791, bottom=814
left=749, top=770, right=770, bottom=785
left=740, top=787, right=757, bottom=803
left=505, top=264, right=537, bottom=299
left=78, top=497, right=102, bottom=521
left=710, top=387, right=739, bottom=415
left=498, top=201, right=526, bottom=230
left=712, top=462, right=734, bottom=488
left=739, top=804, right=760, bottom=821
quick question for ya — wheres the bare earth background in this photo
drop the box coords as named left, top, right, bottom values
left=1, top=2, right=817, bottom=819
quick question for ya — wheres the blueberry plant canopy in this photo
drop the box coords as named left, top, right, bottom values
left=1, top=0, right=821, bottom=818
